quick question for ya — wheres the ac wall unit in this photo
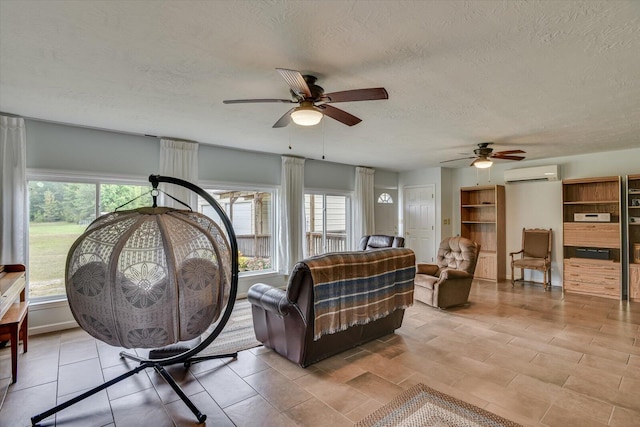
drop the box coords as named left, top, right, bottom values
left=504, top=165, right=559, bottom=183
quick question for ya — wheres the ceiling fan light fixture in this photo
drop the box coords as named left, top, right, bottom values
left=473, top=157, right=493, bottom=169
left=291, top=104, right=323, bottom=126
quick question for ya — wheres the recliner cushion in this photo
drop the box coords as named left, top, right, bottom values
left=414, top=274, right=437, bottom=290
left=436, top=236, right=478, bottom=273
left=364, top=235, right=394, bottom=249
left=358, top=235, right=405, bottom=250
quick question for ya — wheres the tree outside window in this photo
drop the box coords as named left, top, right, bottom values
left=28, top=180, right=150, bottom=300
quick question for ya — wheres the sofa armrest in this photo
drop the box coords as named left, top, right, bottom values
left=439, top=269, right=473, bottom=280
left=417, top=263, right=439, bottom=276
left=247, top=283, right=291, bottom=317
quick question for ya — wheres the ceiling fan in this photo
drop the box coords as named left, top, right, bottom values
left=223, top=68, right=388, bottom=128
left=441, top=142, right=526, bottom=168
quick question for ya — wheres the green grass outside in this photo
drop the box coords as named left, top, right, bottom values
left=27, top=222, right=274, bottom=298
left=29, top=221, right=86, bottom=298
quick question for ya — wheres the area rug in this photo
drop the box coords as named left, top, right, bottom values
left=198, top=298, right=262, bottom=356
left=355, top=383, right=522, bottom=427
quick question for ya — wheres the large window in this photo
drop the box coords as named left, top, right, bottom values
left=305, top=194, right=349, bottom=256
left=28, top=178, right=151, bottom=301
left=198, top=189, right=274, bottom=273
left=27, top=176, right=276, bottom=301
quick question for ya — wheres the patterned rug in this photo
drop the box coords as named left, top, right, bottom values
left=198, top=298, right=262, bottom=356
left=355, top=383, right=522, bottom=427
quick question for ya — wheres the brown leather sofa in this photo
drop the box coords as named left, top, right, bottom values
left=247, top=248, right=416, bottom=367
left=358, top=234, right=405, bottom=250
left=414, top=236, right=480, bottom=309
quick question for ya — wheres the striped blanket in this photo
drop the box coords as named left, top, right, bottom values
left=303, top=248, right=416, bottom=340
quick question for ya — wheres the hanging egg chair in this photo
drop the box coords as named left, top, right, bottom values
left=66, top=206, right=231, bottom=349
left=32, top=175, right=238, bottom=426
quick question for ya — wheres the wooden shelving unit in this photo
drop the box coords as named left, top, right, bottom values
left=562, top=176, right=622, bottom=299
left=460, top=185, right=505, bottom=282
left=627, top=174, right=640, bottom=302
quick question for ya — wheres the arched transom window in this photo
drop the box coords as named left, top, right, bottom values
left=377, top=192, right=393, bottom=204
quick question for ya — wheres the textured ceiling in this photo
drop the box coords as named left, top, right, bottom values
left=1, top=1, right=639, bottom=172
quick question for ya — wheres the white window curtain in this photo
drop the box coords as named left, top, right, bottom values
left=278, top=156, right=306, bottom=274
left=0, top=115, right=27, bottom=265
left=158, top=138, right=198, bottom=209
left=353, top=166, right=375, bottom=245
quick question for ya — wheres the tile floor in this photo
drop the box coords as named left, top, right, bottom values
left=1, top=280, right=639, bottom=427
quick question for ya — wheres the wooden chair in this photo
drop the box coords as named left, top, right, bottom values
left=510, top=228, right=552, bottom=290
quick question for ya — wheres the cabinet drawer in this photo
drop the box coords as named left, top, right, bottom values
left=563, top=280, right=619, bottom=298
left=563, top=259, right=620, bottom=286
left=563, top=223, right=619, bottom=248
left=474, top=253, right=496, bottom=280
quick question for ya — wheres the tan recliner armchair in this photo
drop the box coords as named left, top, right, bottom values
left=414, top=236, right=480, bottom=309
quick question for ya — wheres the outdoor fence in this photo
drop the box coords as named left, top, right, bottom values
left=236, top=232, right=348, bottom=258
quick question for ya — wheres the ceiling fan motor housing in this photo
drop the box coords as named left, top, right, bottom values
left=293, top=75, right=324, bottom=101
left=474, top=142, right=494, bottom=156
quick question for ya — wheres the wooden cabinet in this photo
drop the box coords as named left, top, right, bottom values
left=562, top=176, right=622, bottom=299
left=627, top=174, right=640, bottom=301
left=563, top=223, right=620, bottom=248
left=563, top=258, right=620, bottom=297
left=460, top=185, right=505, bottom=281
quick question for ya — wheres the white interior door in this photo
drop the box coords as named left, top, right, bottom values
left=374, top=189, right=398, bottom=236
left=404, top=185, right=436, bottom=263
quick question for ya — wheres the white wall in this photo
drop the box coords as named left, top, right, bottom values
left=305, top=159, right=355, bottom=191
left=375, top=169, right=400, bottom=189
left=198, top=143, right=281, bottom=186
left=26, top=119, right=158, bottom=177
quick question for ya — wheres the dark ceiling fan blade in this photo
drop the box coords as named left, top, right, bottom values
left=491, top=154, right=525, bottom=161
left=440, top=157, right=476, bottom=164
left=276, top=68, right=312, bottom=98
left=493, top=149, right=526, bottom=155
left=324, top=88, right=388, bottom=103
left=272, top=108, right=295, bottom=128
left=318, top=105, right=362, bottom=126
left=223, top=99, right=294, bottom=104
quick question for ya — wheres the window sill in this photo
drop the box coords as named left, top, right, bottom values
left=29, top=298, right=70, bottom=311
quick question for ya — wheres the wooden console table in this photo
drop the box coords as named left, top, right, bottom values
left=0, top=264, right=28, bottom=383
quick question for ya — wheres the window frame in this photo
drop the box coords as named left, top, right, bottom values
left=304, top=189, right=352, bottom=254
left=197, top=179, right=278, bottom=276
left=377, top=192, right=394, bottom=204
left=26, top=169, right=151, bottom=303
left=25, top=171, right=279, bottom=303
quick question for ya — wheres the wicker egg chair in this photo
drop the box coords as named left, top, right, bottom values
left=32, top=175, right=238, bottom=426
